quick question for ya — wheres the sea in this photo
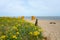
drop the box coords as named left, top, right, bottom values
left=1, top=16, right=60, bottom=20
left=25, top=16, right=60, bottom=20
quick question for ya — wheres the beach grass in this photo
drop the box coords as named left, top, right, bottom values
left=0, top=17, right=43, bottom=40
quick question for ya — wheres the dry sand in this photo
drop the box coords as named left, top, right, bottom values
left=26, top=19, right=60, bottom=40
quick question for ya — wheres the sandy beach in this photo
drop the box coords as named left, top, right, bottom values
left=26, top=19, right=60, bottom=40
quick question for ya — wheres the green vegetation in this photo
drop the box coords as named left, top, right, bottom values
left=0, top=17, right=43, bottom=40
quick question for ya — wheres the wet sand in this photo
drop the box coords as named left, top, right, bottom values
left=26, top=19, right=60, bottom=40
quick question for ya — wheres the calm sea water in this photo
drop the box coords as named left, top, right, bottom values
left=25, top=16, right=60, bottom=20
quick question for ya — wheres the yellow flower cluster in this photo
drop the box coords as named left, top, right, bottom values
left=29, top=32, right=32, bottom=35
left=29, top=31, right=40, bottom=36
left=12, top=26, right=18, bottom=31
left=0, top=35, right=6, bottom=39
left=16, top=32, right=19, bottom=34
left=33, top=31, right=40, bottom=36
left=38, top=29, right=43, bottom=32
left=12, top=35, right=17, bottom=39
left=13, top=26, right=17, bottom=29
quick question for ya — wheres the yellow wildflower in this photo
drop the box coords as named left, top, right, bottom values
left=29, top=32, right=33, bottom=35
left=16, top=32, right=19, bottom=34
left=38, top=29, right=43, bottom=32
left=12, top=26, right=18, bottom=30
left=33, top=31, right=40, bottom=36
left=13, top=26, right=17, bottom=29
left=0, top=35, right=6, bottom=39
left=12, top=35, right=17, bottom=39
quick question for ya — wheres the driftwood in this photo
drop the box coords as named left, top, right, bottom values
left=43, top=37, right=47, bottom=40
left=50, top=22, right=56, bottom=24
left=35, top=19, right=38, bottom=26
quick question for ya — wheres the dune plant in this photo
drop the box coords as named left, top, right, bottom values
left=0, top=17, right=44, bottom=40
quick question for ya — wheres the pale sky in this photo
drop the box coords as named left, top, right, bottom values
left=0, top=0, right=60, bottom=16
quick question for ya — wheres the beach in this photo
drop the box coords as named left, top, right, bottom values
left=26, top=19, right=60, bottom=40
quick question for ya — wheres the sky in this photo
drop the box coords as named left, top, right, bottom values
left=0, top=0, right=60, bottom=16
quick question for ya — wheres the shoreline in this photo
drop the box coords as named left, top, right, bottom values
left=26, top=19, right=60, bottom=40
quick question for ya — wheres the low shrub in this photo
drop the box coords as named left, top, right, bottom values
left=0, top=17, right=43, bottom=40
